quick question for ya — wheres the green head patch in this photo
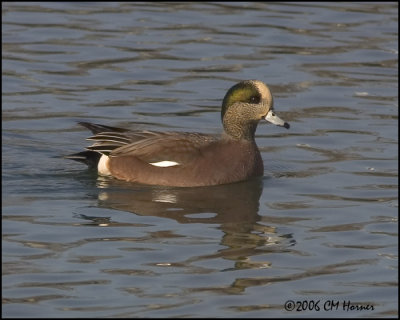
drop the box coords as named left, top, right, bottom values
left=221, top=81, right=263, bottom=120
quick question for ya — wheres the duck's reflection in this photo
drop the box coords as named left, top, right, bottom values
left=78, top=176, right=295, bottom=269
left=96, top=177, right=263, bottom=225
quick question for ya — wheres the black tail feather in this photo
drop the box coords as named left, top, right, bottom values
left=65, top=122, right=130, bottom=168
left=78, top=122, right=129, bottom=134
left=65, top=151, right=102, bottom=168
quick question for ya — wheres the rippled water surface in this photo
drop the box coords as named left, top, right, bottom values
left=2, top=2, right=398, bottom=318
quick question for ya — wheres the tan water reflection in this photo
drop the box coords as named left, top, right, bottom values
left=77, top=177, right=296, bottom=270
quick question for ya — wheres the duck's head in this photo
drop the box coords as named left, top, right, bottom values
left=221, top=80, right=289, bottom=140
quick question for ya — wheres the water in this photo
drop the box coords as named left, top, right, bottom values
left=2, top=2, right=398, bottom=317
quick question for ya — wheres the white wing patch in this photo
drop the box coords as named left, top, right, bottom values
left=149, top=160, right=180, bottom=167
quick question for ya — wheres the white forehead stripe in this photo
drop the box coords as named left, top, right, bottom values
left=253, top=80, right=273, bottom=105
left=149, top=160, right=180, bottom=167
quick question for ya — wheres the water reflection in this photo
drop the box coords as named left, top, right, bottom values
left=77, top=177, right=295, bottom=270
left=96, top=177, right=263, bottom=224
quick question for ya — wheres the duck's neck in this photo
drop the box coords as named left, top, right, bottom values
left=223, top=120, right=258, bottom=141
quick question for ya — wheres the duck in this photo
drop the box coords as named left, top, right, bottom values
left=66, top=80, right=290, bottom=187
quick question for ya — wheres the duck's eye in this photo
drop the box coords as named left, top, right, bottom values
left=250, top=95, right=260, bottom=103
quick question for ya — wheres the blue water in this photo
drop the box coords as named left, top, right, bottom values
left=2, top=2, right=398, bottom=317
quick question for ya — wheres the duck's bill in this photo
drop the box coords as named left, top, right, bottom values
left=264, top=110, right=290, bottom=129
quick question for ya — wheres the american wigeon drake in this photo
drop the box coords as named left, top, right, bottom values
left=66, top=80, right=289, bottom=187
